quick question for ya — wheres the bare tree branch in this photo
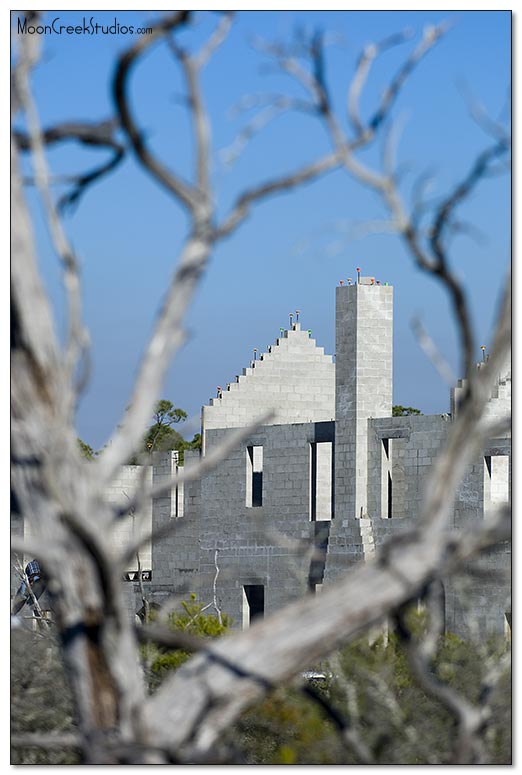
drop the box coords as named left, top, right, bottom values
left=255, top=21, right=509, bottom=388
left=113, top=11, right=198, bottom=211
left=135, top=622, right=205, bottom=653
left=212, top=550, right=222, bottom=626
left=221, top=95, right=316, bottom=167
left=13, top=32, right=90, bottom=412
left=11, top=733, right=82, bottom=750
left=98, top=12, right=342, bottom=482
left=394, top=581, right=487, bottom=764
left=348, top=30, right=413, bottom=136
left=14, top=120, right=125, bottom=211
left=214, top=151, right=341, bottom=240
left=326, top=652, right=375, bottom=763
left=411, top=316, right=457, bottom=387
left=367, top=23, right=450, bottom=134
left=194, top=12, right=234, bottom=70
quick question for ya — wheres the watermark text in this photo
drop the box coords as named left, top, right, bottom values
left=17, top=16, right=153, bottom=36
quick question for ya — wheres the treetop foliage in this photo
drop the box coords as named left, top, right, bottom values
left=392, top=405, right=422, bottom=416
left=78, top=401, right=201, bottom=463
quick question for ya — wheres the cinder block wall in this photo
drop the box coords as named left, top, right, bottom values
left=445, top=541, right=511, bottom=639
left=367, top=415, right=449, bottom=520
left=104, top=464, right=153, bottom=570
left=201, top=323, right=335, bottom=442
left=148, top=450, right=201, bottom=608
left=193, top=423, right=334, bottom=626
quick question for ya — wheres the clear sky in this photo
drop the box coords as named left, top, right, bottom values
left=13, top=10, right=511, bottom=449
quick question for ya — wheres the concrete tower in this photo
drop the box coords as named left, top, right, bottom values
left=334, top=279, right=393, bottom=520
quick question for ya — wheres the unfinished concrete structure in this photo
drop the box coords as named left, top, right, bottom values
left=113, top=277, right=511, bottom=639
left=13, top=278, right=510, bottom=638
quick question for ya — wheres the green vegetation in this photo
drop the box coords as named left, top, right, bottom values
left=144, top=399, right=187, bottom=451
left=392, top=405, right=422, bottom=416
left=228, top=610, right=511, bottom=765
left=77, top=438, right=95, bottom=459
left=129, top=400, right=201, bottom=464
left=141, top=594, right=231, bottom=691
left=140, top=602, right=510, bottom=764
left=11, top=604, right=510, bottom=764
left=78, top=401, right=201, bottom=464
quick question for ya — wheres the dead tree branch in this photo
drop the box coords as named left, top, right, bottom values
left=13, top=120, right=125, bottom=211
left=135, top=622, right=205, bottom=653
left=251, top=23, right=510, bottom=387
left=395, top=583, right=485, bottom=764
left=13, top=33, right=90, bottom=411
left=97, top=12, right=341, bottom=484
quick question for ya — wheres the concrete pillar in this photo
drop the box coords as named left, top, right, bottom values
left=150, top=451, right=176, bottom=586
left=334, top=282, right=393, bottom=520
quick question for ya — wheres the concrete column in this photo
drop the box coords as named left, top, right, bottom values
left=334, top=282, right=393, bottom=519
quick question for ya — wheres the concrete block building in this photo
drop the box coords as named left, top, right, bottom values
left=13, top=278, right=510, bottom=639
left=115, top=276, right=511, bottom=639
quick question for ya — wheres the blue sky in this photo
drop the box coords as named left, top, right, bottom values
left=13, top=10, right=511, bottom=449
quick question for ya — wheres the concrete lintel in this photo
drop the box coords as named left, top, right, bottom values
left=484, top=439, right=511, bottom=457
left=313, top=421, right=335, bottom=443
left=373, top=428, right=411, bottom=441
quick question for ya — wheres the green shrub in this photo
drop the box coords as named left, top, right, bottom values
left=141, top=594, right=231, bottom=688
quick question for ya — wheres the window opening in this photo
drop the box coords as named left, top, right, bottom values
left=309, top=441, right=333, bottom=521
left=246, top=446, right=263, bottom=507
left=242, top=584, right=264, bottom=628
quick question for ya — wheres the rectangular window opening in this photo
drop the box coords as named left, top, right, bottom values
left=381, top=437, right=406, bottom=519
left=246, top=446, right=263, bottom=507
left=309, top=442, right=333, bottom=521
left=242, top=584, right=264, bottom=628
left=382, top=439, right=393, bottom=518
left=174, top=472, right=183, bottom=519
left=484, top=454, right=509, bottom=515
